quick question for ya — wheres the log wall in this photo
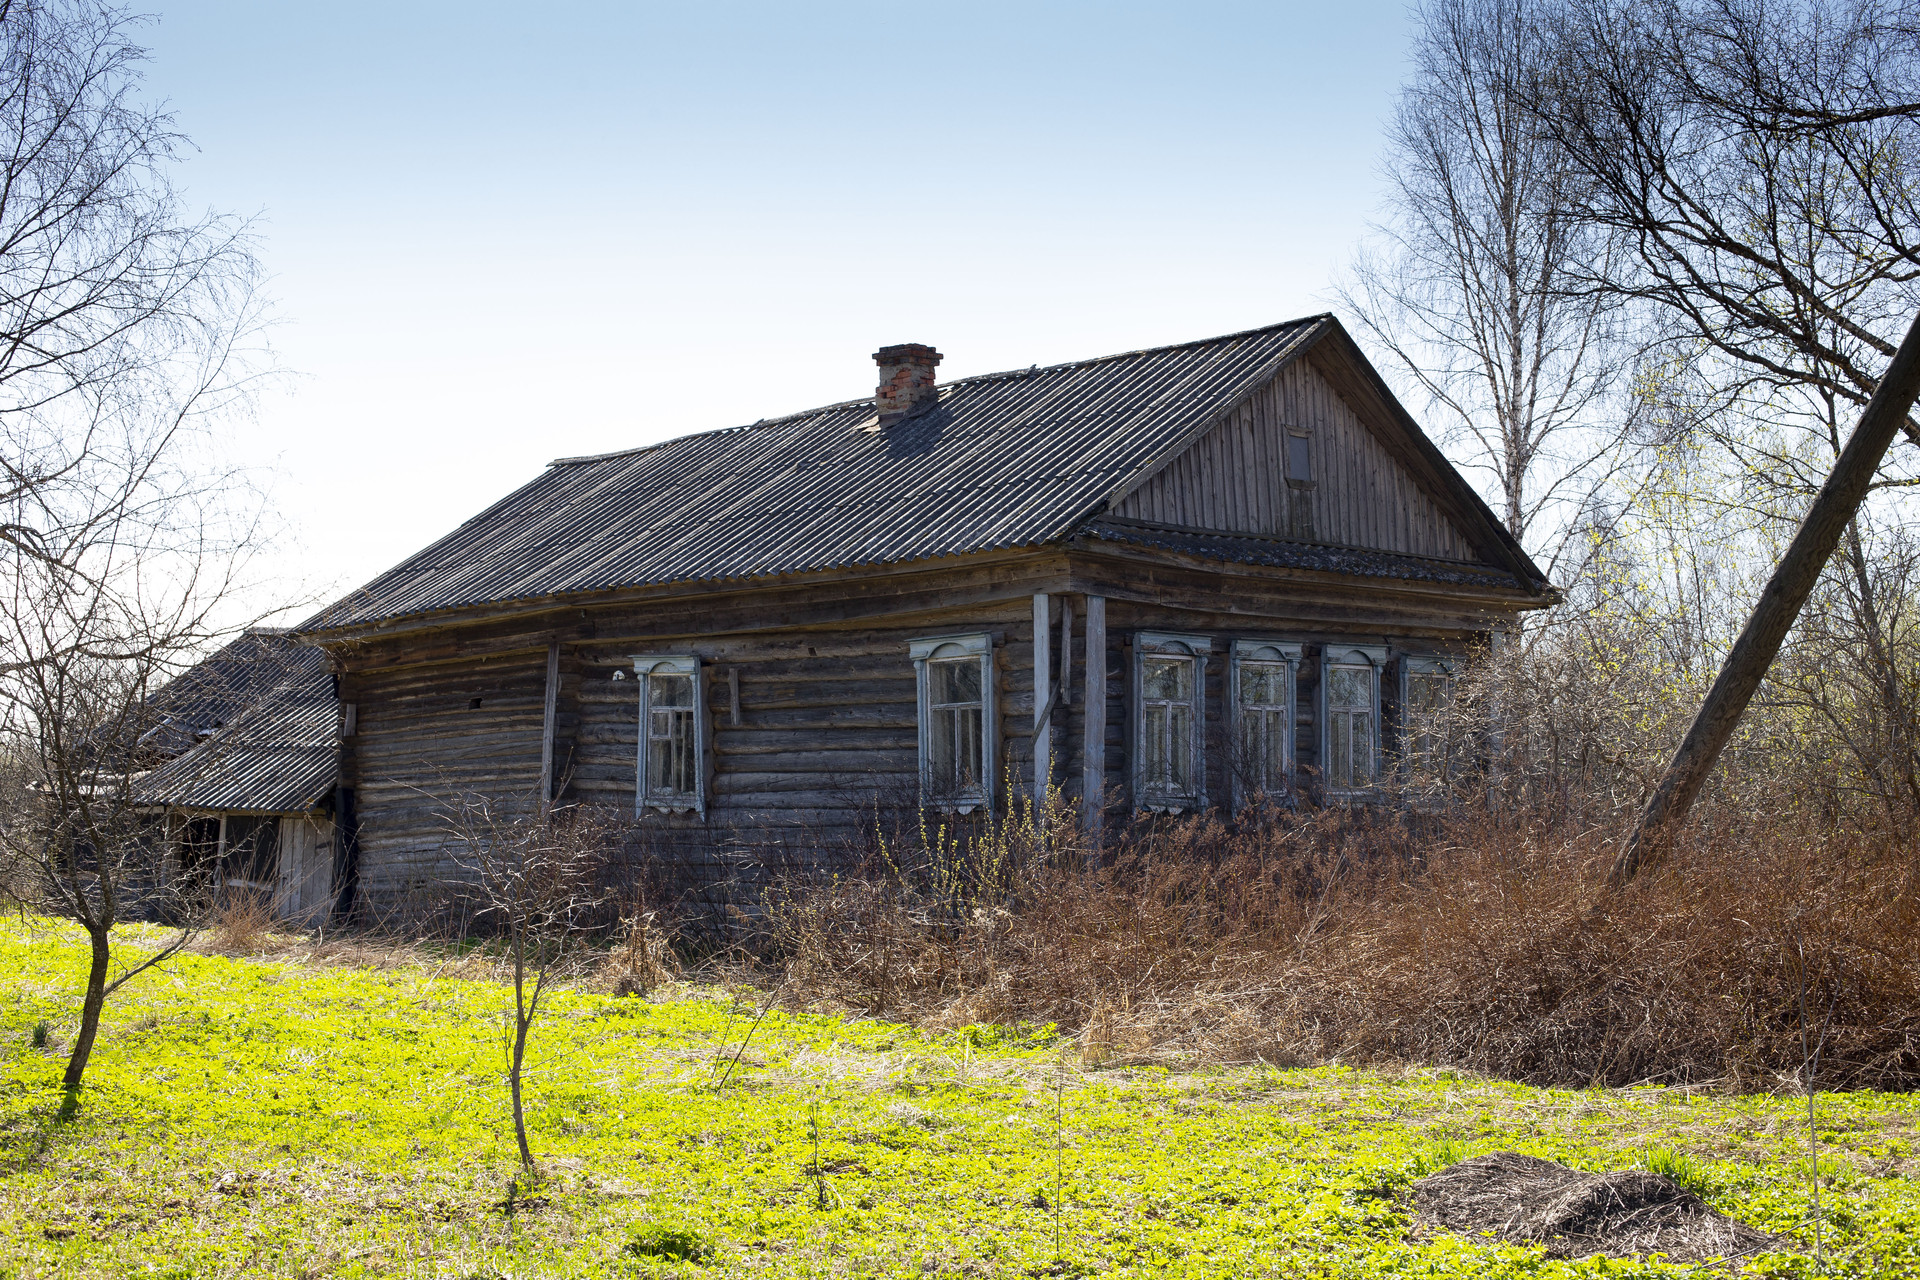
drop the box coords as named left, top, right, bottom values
left=329, top=556, right=1500, bottom=915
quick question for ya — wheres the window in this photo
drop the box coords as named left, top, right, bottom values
left=1285, top=430, right=1313, bottom=487
left=1401, top=656, right=1455, bottom=786
left=910, top=634, right=995, bottom=812
left=633, top=655, right=705, bottom=815
left=1231, top=640, right=1301, bottom=807
left=1321, top=645, right=1386, bottom=794
left=1134, top=632, right=1211, bottom=811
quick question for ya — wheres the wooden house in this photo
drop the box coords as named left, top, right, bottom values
left=297, top=316, right=1552, bottom=916
left=133, top=629, right=340, bottom=922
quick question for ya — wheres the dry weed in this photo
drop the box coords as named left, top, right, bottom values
left=755, top=806, right=1920, bottom=1089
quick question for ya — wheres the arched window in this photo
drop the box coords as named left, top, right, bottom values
left=1134, top=632, right=1211, bottom=812
left=909, top=634, right=995, bottom=813
left=632, top=655, right=705, bottom=815
left=1231, top=640, right=1301, bottom=807
left=1400, top=654, right=1456, bottom=787
left=1320, top=645, right=1386, bottom=795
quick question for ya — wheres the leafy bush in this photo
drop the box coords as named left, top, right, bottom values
left=627, top=1222, right=714, bottom=1263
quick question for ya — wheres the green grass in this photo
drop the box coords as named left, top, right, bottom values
left=3, top=918, right=1919, bottom=1278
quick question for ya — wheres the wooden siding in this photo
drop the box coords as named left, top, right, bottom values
left=1112, top=355, right=1477, bottom=560
left=331, top=553, right=1501, bottom=913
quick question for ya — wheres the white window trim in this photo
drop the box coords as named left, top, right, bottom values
left=632, top=654, right=706, bottom=817
left=1133, top=631, right=1212, bottom=813
left=910, top=633, right=996, bottom=814
left=1319, top=643, right=1387, bottom=797
left=1398, top=653, right=1457, bottom=784
left=1230, top=639, right=1302, bottom=809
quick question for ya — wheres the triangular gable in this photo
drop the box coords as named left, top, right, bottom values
left=1105, top=321, right=1544, bottom=584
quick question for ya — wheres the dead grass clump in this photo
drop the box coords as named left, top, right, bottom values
left=1412, top=1151, right=1779, bottom=1261
left=205, top=889, right=277, bottom=955
left=603, top=912, right=681, bottom=996
left=756, top=807, right=1920, bottom=1089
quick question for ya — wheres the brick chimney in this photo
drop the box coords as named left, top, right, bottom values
left=873, top=343, right=943, bottom=425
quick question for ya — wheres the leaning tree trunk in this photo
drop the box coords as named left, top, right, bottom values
left=1611, top=310, right=1920, bottom=887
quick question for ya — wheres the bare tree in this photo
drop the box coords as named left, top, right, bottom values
left=441, top=795, right=617, bottom=1180
left=0, top=0, right=267, bottom=1110
left=1339, top=0, right=1632, bottom=574
left=1527, top=0, right=1920, bottom=449
left=1510, top=0, right=1920, bottom=866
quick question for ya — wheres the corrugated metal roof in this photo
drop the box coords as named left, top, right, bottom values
left=135, top=644, right=337, bottom=814
left=304, top=317, right=1335, bottom=631
left=1080, top=518, right=1532, bottom=591
left=134, top=629, right=306, bottom=760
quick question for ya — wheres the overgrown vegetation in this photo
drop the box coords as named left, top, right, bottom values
left=6, top=919, right=1920, bottom=1277
left=756, top=800, right=1920, bottom=1092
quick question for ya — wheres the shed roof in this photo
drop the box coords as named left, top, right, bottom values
left=304, top=316, right=1544, bottom=633
left=135, top=642, right=337, bottom=815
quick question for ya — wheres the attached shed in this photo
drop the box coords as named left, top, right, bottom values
left=135, top=631, right=341, bottom=922
left=296, top=315, right=1553, bottom=914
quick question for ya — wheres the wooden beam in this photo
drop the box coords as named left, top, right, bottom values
left=1082, top=595, right=1106, bottom=832
left=1614, top=309, right=1920, bottom=886
left=1033, top=592, right=1051, bottom=807
left=538, top=639, right=560, bottom=810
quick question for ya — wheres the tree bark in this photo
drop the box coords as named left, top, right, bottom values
left=1611, top=309, right=1920, bottom=886
left=510, top=946, right=535, bottom=1170
left=61, top=925, right=112, bottom=1101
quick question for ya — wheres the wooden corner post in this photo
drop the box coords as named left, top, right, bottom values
left=1082, top=595, right=1107, bottom=832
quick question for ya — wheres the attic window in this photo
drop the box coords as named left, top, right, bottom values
left=1286, top=430, right=1313, bottom=488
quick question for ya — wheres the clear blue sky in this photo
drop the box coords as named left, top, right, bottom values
left=142, top=1, right=1418, bottom=614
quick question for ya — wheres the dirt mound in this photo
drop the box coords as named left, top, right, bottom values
left=1412, top=1152, right=1782, bottom=1263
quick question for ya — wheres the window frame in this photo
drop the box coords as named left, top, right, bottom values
left=632, top=654, right=706, bottom=817
left=1132, top=631, right=1212, bottom=813
left=1230, top=639, right=1302, bottom=809
left=1319, top=644, right=1386, bottom=797
left=1285, top=428, right=1315, bottom=489
left=1398, top=654, right=1456, bottom=787
left=909, top=633, right=996, bottom=814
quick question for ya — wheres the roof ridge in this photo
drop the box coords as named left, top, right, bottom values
left=546, top=315, right=1333, bottom=469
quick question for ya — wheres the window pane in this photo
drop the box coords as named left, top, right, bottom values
left=1168, top=703, right=1192, bottom=790
left=1143, top=656, right=1193, bottom=701
left=1260, top=709, right=1286, bottom=783
left=1329, top=713, right=1352, bottom=788
left=1347, top=711, right=1372, bottom=784
left=1241, top=661, right=1287, bottom=707
left=1144, top=703, right=1171, bottom=788
left=648, top=707, right=696, bottom=794
left=931, top=657, right=981, bottom=706
left=1287, top=433, right=1312, bottom=481
left=1328, top=665, right=1369, bottom=709
left=648, top=673, right=693, bottom=708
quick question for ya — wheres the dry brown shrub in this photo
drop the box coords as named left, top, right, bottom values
left=205, top=888, right=277, bottom=955
left=757, top=806, right=1920, bottom=1089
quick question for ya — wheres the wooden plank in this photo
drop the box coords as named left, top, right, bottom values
left=1033, top=592, right=1050, bottom=802
left=539, top=640, right=559, bottom=807
left=1082, top=595, right=1106, bottom=831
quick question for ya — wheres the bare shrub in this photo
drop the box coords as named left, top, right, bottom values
left=605, top=911, right=680, bottom=996
left=205, top=888, right=276, bottom=956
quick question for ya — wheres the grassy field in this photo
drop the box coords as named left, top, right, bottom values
left=2, top=919, right=1918, bottom=1279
